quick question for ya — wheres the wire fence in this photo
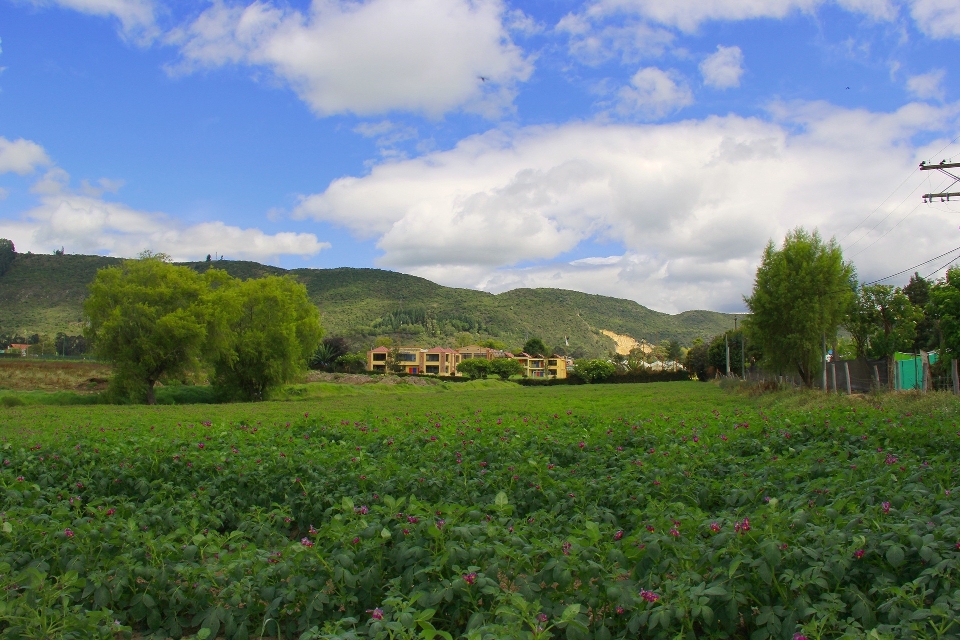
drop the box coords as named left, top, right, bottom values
left=733, top=356, right=960, bottom=395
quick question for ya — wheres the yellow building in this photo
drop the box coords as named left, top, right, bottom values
left=367, top=344, right=567, bottom=378
left=511, top=352, right=568, bottom=379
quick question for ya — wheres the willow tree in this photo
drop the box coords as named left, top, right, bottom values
left=84, top=252, right=214, bottom=404
left=744, top=228, right=855, bottom=386
left=207, top=275, right=322, bottom=401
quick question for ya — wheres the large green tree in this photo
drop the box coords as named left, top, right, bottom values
left=929, top=267, right=960, bottom=359
left=457, top=358, right=491, bottom=379
left=522, top=337, right=548, bottom=356
left=84, top=253, right=212, bottom=404
left=846, top=284, right=921, bottom=386
left=208, top=276, right=323, bottom=401
left=904, top=272, right=938, bottom=351
left=490, top=357, right=523, bottom=380
left=744, top=228, right=855, bottom=386
left=684, top=339, right=709, bottom=381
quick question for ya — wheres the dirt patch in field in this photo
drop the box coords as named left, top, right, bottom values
left=304, top=371, right=441, bottom=386
left=0, top=359, right=112, bottom=393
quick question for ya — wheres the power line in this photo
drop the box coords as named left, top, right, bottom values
left=847, top=173, right=955, bottom=259
left=845, top=183, right=926, bottom=254
left=838, top=169, right=918, bottom=245
left=925, top=257, right=958, bottom=280
left=839, top=130, right=960, bottom=247
left=863, top=244, right=960, bottom=285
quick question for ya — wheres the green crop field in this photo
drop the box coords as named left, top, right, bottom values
left=2, top=382, right=960, bottom=640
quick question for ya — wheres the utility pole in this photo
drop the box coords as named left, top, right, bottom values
left=725, top=334, right=731, bottom=376
left=920, top=161, right=960, bottom=202
left=822, top=333, right=827, bottom=391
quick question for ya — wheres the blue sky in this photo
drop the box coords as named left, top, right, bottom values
left=0, top=0, right=958, bottom=312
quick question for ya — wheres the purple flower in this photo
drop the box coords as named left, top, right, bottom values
left=197, top=443, right=204, bottom=449
left=794, top=634, right=808, bottom=640
left=369, top=608, right=384, bottom=620
left=614, top=530, right=624, bottom=541
left=640, top=589, right=659, bottom=602
left=710, top=522, right=721, bottom=533
left=463, top=572, right=477, bottom=585
left=301, top=537, right=314, bottom=547
left=352, top=537, right=360, bottom=545
left=64, top=528, right=75, bottom=538
left=435, top=519, right=445, bottom=529
left=854, top=549, right=865, bottom=559
left=536, top=613, right=548, bottom=623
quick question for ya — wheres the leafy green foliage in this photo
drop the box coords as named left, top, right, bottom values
left=706, top=330, right=759, bottom=377
left=745, top=228, right=854, bottom=386
left=311, top=337, right=351, bottom=371
left=930, top=267, right=960, bottom=359
left=522, top=337, right=548, bottom=356
left=457, top=358, right=492, bottom=379
left=489, top=357, right=523, bottom=380
left=208, top=275, right=323, bottom=401
left=847, top=284, right=921, bottom=386
left=904, top=272, right=938, bottom=352
left=2, top=385, right=960, bottom=639
left=573, top=359, right=616, bottom=383
left=683, top=339, right=709, bottom=381
left=0, top=238, right=14, bottom=277
left=54, top=333, right=89, bottom=356
left=83, top=254, right=212, bottom=404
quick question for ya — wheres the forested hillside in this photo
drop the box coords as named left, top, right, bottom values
left=0, top=252, right=735, bottom=356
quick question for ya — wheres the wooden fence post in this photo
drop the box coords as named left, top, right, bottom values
left=873, top=365, right=880, bottom=390
left=844, top=362, right=852, bottom=394
left=953, top=359, right=959, bottom=396
left=830, top=363, right=837, bottom=392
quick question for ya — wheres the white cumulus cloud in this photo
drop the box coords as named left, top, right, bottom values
left=0, top=193, right=329, bottom=262
left=28, top=0, right=158, bottom=40
left=700, top=45, right=744, bottom=89
left=909, top=0, right=960, bottom=38
left=616, top=67, right=693, bottom=119
left=294, top=101, right=960, bottom=312
left=0, top=162, right=329, bottom=262
left=569, top=0, right=896, bottom=33
left=906, top=69, right=946, bottom=100
left=0, top=137, right=51, bottom=175
left=556, top=13, right=674, bottom=65
left=166, top=0, right=533, bottom=118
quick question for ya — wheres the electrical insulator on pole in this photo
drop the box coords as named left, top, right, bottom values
left=920, top=161, right=960, bottom=203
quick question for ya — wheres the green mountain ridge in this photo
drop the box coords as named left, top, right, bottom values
left=0, top=253, right=737, bottom=355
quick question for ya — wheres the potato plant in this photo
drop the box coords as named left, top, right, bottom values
left=2, top=391, right=960, bottom=639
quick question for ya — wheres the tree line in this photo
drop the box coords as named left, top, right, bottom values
left=709, top=227, right=959, bottom=388
left=84, top=252, right=322, bottom=404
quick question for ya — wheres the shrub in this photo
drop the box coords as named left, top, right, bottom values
left=573, top=359, right=616, bottom=383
